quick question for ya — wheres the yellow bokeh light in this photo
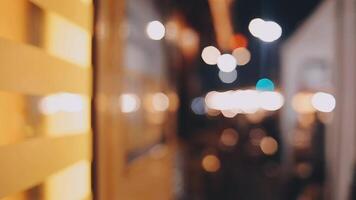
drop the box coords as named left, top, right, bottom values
left=260, top=136, right=278, bottom=155
left=202, top=155, right=221, bottom=173
left=292, top=92, right=315, bottom=114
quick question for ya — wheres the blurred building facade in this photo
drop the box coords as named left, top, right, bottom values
left=1, top=0, right=356, bottom=200
left=282, top=0, right=356, bottom=199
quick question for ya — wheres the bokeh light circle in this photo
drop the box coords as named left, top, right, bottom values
left=201, top=46, right=221, bottom=65
left=217, top=54, right=237, bottom=72
left=256, top=78, right=275, bottom=91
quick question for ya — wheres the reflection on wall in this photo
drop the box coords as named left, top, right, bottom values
left=122, top=0, right=170, bottom=157
left=44, top=12, right=91, bottom=67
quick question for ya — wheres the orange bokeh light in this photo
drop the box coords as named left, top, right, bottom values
left=230, top=33, right=248, bottom=49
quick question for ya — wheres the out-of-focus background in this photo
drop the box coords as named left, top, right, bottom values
left=0, top=0, right=355, bottom=199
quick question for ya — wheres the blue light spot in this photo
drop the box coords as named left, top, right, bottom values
left=256, top=78, right=275, bottom=91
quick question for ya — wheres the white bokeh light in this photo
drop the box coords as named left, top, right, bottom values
left=146, top=20, right=165, bottom=40
left=218, top=70, right=237, bottom=84
left=311, top=92, right=336, bottom=113
left=259, top=91, right=284, bottom=111
left=259, top=21, right=282, bottom=42
left=248, top=18, right=282, bottom=42
left=204, top=89, right=285, bottom=117
left=120, top=93, right=140, bottom=113
left=201, top=46, right=221, bottom=65
left=39, top=93, right=85, bottom=115
left=217, top=54, right=237, bottom=72
left=248, top=18, right=265, bottom=38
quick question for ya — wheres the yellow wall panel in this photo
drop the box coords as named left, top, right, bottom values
left=0, top=92, right=27, bottom=146
left=44, top=160, right=91, bottom=200
left=44, top=12, right=91, bottom=67
left=0, top=0, right=28, bottom=42
left=29, top=0, right=93, bottom=31
left=0, top=134, right=91, bottom=198
left=0, top=38, right=92, bottom=96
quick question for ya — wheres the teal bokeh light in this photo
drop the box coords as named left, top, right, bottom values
left=256, top=78, right=275, bottom=91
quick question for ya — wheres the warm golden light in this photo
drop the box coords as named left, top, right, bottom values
left=44, top=160, right=91, bottom=200
left=208, top=0, right=234, bottom=50
left=220, top=128, right=239, bottom=147
left=146, top=20, right=165, bottom=40
left=260, top=136, right=278, bottom=155
left=178, top=28, right=199, bottom=57
left=311, top=92, right=336, bottom=113
left=167, top=92, right=179, bottom=112
left=202, top=155, right=221, bottom=172
left=292, top=92, right=315, bottom=114
left=152, top=92, right=170, bottom=112
left=165, top=20, right=180, bottom=42
left=298, top=113, right=316, bottom=128
left=119, top=93, right=140, bottom=113
left=246, top=111, right=267, bottom=124
left=232, top=47, right=251, bottom=66
left=201, top=46, right=221, bottom=65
